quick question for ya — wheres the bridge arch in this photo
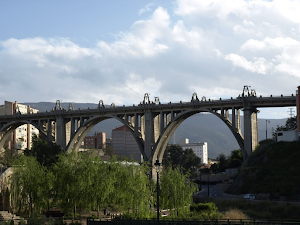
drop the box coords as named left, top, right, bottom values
left=66, top=115, right=146, bottom=159
left=0, top=120, right=49, bottom=151
left=152, top=109, right=244, bottom=166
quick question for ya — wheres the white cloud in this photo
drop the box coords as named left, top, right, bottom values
left=224, top=54, right=273, bottom=74
left=0, top=0, right=300, bottom=119
left=241, top=37, right=299, bottom=51
left=138, top=3, right=154, bottom=15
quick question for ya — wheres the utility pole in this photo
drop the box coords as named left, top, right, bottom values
left=288, top=108, right=295, bottom=118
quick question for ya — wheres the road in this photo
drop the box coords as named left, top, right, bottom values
left=195, top=184, right=222, bottom=197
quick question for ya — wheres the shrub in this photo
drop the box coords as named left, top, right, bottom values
left=223, top=209, right=248, bottom=220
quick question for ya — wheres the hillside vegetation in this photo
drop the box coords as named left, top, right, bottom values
left=228, top=139, right=300, bottom=200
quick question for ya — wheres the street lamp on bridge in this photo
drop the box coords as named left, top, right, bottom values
left=154, top=159, right=161, bottom=225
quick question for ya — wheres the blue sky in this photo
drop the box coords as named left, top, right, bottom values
left=0, top=0, right=299, bottom=119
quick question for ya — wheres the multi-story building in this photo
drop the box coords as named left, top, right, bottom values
left=179, top=138, right=208, bottom=164
left=83, top=132, right=106, bottom=149
left=0, top=101, right=39, bottom=152
left=111, top=125, right=142, bottom=163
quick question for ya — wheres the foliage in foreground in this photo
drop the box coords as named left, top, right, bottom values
left=200, top=198, right=300, bottom=220
left=160, top=166, right=198, bottom=217
left=228, top=140, right=300, bottom=200
left=10, top=150, right=197, bottom=219
left=190, top=203, right=223, bottom=220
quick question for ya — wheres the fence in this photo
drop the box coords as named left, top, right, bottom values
left=87, top=219, right=300, bottom=225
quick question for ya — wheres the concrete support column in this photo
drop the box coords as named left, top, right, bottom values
left=221, top=108, right=224, bottom=117
left=243, top=108, right=252, bottom=159
left=237, top=109, right=242, bottom=135
left=56, top=117, right=66, bottom=149
left=80, top=117, right=84, bottom=127
left=134, top=114, right=139, bottom=135
left=225, top=110, right=229, bottom=121
left=170, top=111, right=174, bottom=122
left=232, top=108, right=236, bottom=131
left=154, top=113, right=160, bottom=143
left=160, top=112, right=164, bottom=135
left=131, top=115, right=135, bottom=127
left=124, top=114, right=128, bottom=123
left=243, top=106, right=258, bottom=158
left=251, top=111, right=258, bottom=150
left=166, top=113, right=171, bottom=125
left=65, top=120, right=71, bottom=146
left=144, top=110, right=154, bottom=159
left=47, top=119, right=52, bottom=142
left=70, top=117, right=75, bottom=140
left=38, top=120, right=42, bottom=131
left=141, top=115, right=145, bottom=140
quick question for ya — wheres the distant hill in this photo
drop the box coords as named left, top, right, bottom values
left=22, top=102, right=287, bottom=159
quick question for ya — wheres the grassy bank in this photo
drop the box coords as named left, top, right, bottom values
left=196, top=198, right=300, bottom=220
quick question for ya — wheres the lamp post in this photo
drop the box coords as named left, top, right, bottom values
left=154, top=159, right=161, bottom=224
left=266, top=120, right=270, bottom=139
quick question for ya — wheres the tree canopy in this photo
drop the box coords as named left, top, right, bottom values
left=10, top=149, right=198, bottom=219
left=276, top=116, right=297, bottom=131
left=24, top=134, right=63, bottom=168
left=163, top=144, right=201, bottom=171
left=210, top=149, right=243, bottom=173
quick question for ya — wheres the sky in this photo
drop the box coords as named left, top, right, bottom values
left=0, top=0, right=299, bottom=119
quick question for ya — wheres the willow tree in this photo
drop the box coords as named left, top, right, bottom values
left=111, top=161, right=154, bottom=219
left=90, top=156, right=117, bottom=218
left=160, top=166, right=197, bottom=217
left=10, top=156, right=50, bottom=217
left=53, top=151, right=97, bottom=216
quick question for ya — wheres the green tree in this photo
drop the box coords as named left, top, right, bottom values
left=112, top=161, right=154, bottom=219
left=10, top=156, right=50, bottom=217
left=24, top=134, right=62, bottom=168
left=163, top=144, right=201, bottom=172
left=91, top=156, right=117, bottom=218
left=210, top=153, right=228, bottom=174
left=0, top=147, right=13, bottom=167
left=227, top=149, right=243, bottom=168
left=276, top=116, right=297, bottom=131
left=53, top=151, right=96, bottom=217
left=163, top=144, right=184, bottom=168
left=181, top=148, right=201, bottom=171
left=160, top=167, right=197, bottom=217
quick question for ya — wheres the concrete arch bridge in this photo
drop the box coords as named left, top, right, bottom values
left=0, top=87, right=297, bottom=168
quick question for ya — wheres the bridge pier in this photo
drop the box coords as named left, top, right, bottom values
left=243, top=106, right=258, bottom=159
left=144, top=110, right=155, bottom=159
left=55, top=117, right=66, bottom=149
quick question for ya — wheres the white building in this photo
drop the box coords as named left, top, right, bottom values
left=276, top=130, right=299, bottom=142
left=111, top=125, right=143, bottom=163
left=179, top=138, right=208, bottom=164
left=0, top=101, right=39, bottom=152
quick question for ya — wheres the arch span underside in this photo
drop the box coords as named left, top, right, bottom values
left=66, top=115, right=146, bottom=159
left=152, top=108, right=245, bottom=166
left=0, top=120, right=48, bottom=151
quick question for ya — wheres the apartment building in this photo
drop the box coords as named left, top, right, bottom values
left=83, top=132, right=106, bottom=149
left=111, top=125, right=142, bottom=163
left=179, top=138, right=208, bottom=164
left=0, top=101, right=39, bottom=151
